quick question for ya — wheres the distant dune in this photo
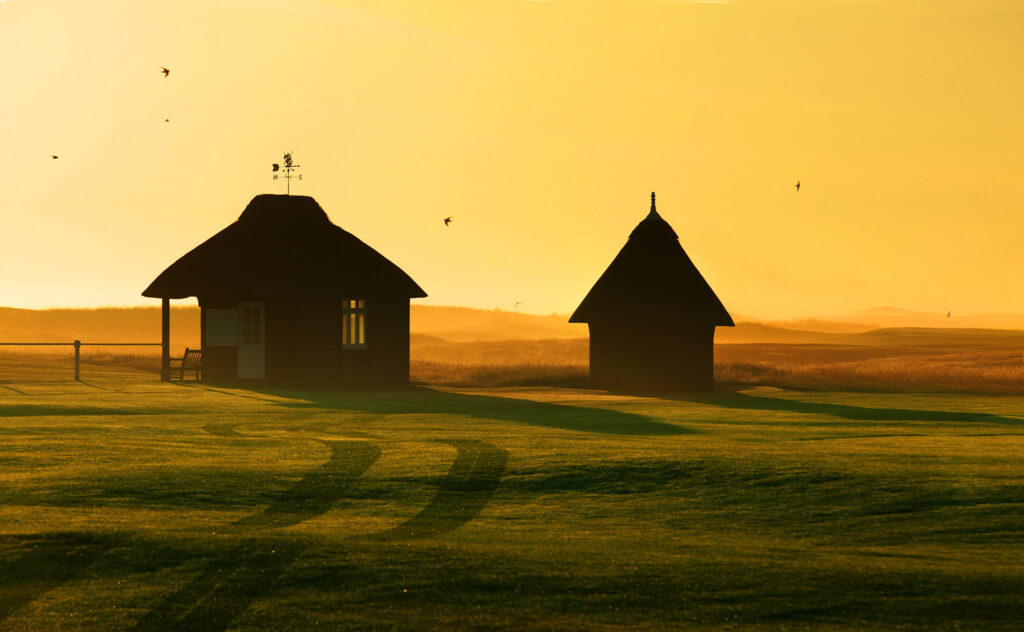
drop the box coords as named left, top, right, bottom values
left=829, top=327, right=1024, bottom=349
left=2, top=305, right=1022, bottom=351
left=0, top=306, right=199, bottom=348
left=715, top=323, right=834, bottom=344
left=770, top=307, right=1024, bottom=332
left=409, top=305, right=585, bottom=341
left=0, top=305, right=585, bottom=347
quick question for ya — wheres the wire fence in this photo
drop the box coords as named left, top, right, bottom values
left=0, top=342, right=162, bottom=380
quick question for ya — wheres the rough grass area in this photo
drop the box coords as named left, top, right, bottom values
left=410, top=339, right=589, bottom=387
left=1, top=357, right=1023, bottom=630
left=714, top=345, right=1024, bottom=394
left=6, top=338, right=1022, bottom=393
left=409, top=339, right=1023, bottom=393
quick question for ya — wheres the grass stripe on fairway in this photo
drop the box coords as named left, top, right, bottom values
left=0, top=533, right=112, bottom=624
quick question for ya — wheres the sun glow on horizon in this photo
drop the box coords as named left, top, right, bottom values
left=2, top=0, right=1023, bottom=320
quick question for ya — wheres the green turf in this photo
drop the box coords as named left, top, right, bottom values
left=1, top=361, right=1023, bottom=630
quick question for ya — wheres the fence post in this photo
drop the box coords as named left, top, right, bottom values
left=161, top=298, right=170, bottom=381
left=73, top=340, right=81, bottom=381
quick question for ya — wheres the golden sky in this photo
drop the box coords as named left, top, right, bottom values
left=2, top=0, right=1023, bottom=319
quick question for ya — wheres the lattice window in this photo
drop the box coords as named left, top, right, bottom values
left=241, top=306, right=262, bottom=345
left=342, top=299, right=367, bottom=348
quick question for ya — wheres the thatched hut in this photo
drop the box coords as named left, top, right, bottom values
left=569, top=193, right=733, bottom=392
left=142, top=194, right=426, bottom=386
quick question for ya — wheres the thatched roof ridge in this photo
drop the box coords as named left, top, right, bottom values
left=142, top=194, right=426, bottom=299
left=569, top=193, right=733, bottom=325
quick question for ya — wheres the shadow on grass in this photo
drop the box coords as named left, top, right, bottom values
left=235, top=440, right=381, bottom=530
left=0, top=404, right=169, bottom=417
left=372, top=440, right=509, bottom=541
left=135, top=439, right=506, bottom=631
left=671, top=390, right=1024, bottom=425
left=170, top=382, right=291, bottom=403
left=129, top=540, right=305, bottom=632
left=201, top=423, right=247, bottom=438
left=0, top=533, right=112, bottom=623
left=77, top=380, right=125, bottom=393
left=134, top=440, right=380, bottom=631
left=257, top=386, right=691, bottom=437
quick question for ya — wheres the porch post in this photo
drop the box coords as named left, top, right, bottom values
left=161, top=298, right=170, bottom=381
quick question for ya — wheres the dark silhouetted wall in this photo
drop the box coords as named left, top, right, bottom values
left=588, top=323, right=714, bottom=392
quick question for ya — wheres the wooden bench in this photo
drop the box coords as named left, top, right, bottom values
left=169, top=348, right=202, bottom=381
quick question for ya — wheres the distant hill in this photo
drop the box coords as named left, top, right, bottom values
left=410, top=305, right=585, bottom=341
left=0, top=306, right=199, bottom=349
left=2, top=305, right=1022, bottom=350
left=806, top=307, right=1024, bottom=331
left=0, top=305, right=586, bottom=347
left=747, top=318, right=874, bottom=334
left=716, top=322, right=833, bottom=344
left=829, top=327, right=1024, bottom=349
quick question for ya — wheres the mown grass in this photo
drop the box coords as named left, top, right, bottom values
left=0, top=357, right=1023, bottom=630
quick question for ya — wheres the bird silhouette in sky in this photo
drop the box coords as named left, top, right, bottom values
left=160, top=66, right=170, bottom=78
left=51, top=155, right=58, bottom=159
left=947, top=311, right=951, bottom=318
left=795, top=180, right=801, bottom=192
left=164, top=118, right=170, bottom=122
left=443, top=216, right=453, bottom=227
left=272, top=163, right=280, bottom=172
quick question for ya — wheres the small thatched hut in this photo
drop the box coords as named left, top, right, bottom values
left=143, top=194, right=426, bottom=386
left=569, top=193, right=733, bottom=392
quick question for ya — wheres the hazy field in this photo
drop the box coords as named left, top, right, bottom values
left=1, top=358, right=1023, bottom=630
left=5, top=337, right=1021, bottom=395
left=4, top=305, right=1022, bottom=395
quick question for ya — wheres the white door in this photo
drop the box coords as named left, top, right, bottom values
left=238, top=302, right=266, bottom=379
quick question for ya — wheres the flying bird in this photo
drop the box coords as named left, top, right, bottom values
left=947, top=311, right=951, bottom=318
left=272, top=163, right=280, bottom=172
left=51, top=155, right=58, bottom=159
left=795, top=180, right=801, bottom=192
left=164, top=118, right=170, bottom=122
left=443, top=216, right=453, bottom=227
left=160, top=66, right=170, bottom=78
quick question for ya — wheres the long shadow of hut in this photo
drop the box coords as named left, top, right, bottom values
left=570, top=193, right=733, bottom=392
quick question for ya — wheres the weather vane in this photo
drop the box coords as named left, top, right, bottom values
left=271, top=152, right=302, bottom=195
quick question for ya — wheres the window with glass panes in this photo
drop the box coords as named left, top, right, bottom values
left=241, top=306, right=262, bottom=345
left=342, top=299, right=367, bottom=348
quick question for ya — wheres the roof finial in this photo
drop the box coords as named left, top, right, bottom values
left=651, top=191, right=656, bottom=212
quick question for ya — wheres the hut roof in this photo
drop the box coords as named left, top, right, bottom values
left=569, top=193, right=733, bottom=325
left=142, top=194, right=427, bottom=300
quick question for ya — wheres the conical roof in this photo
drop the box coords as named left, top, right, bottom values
left=569, top=193, right=732, bottom=325
left=142, top=194, right=426, bottom=299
